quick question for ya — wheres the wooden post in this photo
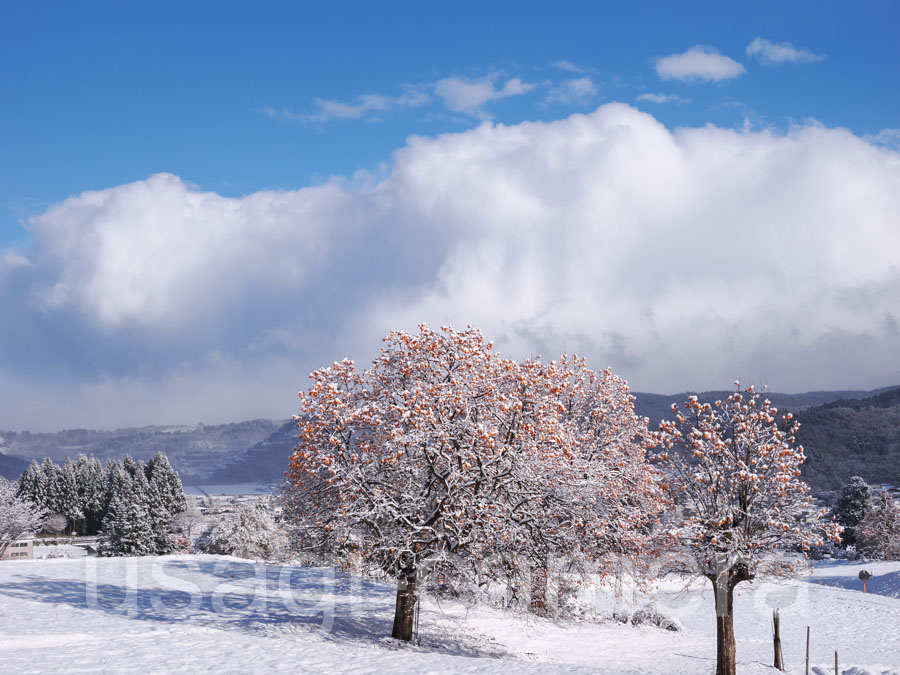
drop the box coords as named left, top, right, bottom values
left=835, top=649, right=838, bottom=675
left=805, top=626, right=810, bottom=675
left=773, top=609, right=784, bottom=671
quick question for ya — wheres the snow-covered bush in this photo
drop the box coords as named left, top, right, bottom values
left=198, top=502, right=284, bottom=560
left=1, top=478, right=45, bottom=558
left=856, top=492, right=900, bottom=560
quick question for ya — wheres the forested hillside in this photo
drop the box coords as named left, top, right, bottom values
left=0, top=420, right=283, bottom=482
left=797, top=388, right=900, bottom=492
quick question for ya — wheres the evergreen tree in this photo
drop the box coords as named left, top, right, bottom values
left=102, top=460, right=132, bottom=519
left=147, top=452, right=187, bottom=518
left=16, top=460, right=45, bottom=506
left=57, top=459, right=84, bottom=533
left=831, top=476, right=874, bottom=548
left=40, top=457, right=62, bottom=515
left=75, top=455, right=105, bottom=535
left=100, top=493, right=155, bottom=557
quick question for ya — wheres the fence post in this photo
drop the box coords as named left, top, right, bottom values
left=773, top=609, right=784, bottom=671
left=805, top=625, right=810, bottom=675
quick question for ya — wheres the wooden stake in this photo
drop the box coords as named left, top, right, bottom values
left=835, top=649, right=838, bottom=675
left=805, top=626, right=810, bottom=675
left=773, top=609, right=784, bottom=671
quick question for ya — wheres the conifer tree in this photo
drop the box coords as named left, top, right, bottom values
left=16, top=461, right=45, bottom=507
left=75, top=455, right=106, bottom=535
left=147, top=452, right=187, bottom=518
left=57, top=459, right=84, bottom=533
left=100, top=493, right=155, bottom=556
left=831, top=476, right=873, bottom=549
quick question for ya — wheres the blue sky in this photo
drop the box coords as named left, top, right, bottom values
left=1, top=2, right=899, bottom=430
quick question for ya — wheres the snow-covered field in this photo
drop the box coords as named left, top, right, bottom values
left=1, top=555, right=898, bottom=674
left=183, top=484, right=274, bottom=497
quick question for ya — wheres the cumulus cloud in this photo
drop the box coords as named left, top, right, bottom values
left=867, top=128, right=900, bottom=150
left=746, top=37, right=826, bottom=66
left=636, top=92, right=690, bottom=105
left=544, top=77, right=598, bottom=105
left=656, top=46, right=746, bottom=82
left=3, top=104, right=899, bottom=430
left=433, top=75, right=537, bottom=116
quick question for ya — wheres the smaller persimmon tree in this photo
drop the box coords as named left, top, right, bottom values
left=653, top=383, right=840, bottom=675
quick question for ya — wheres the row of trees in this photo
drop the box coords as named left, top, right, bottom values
left=281, top=325, right=841, bottom=675
left=16, top=452, right=186, bottom=555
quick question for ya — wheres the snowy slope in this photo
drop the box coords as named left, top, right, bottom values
left=0, top=555, right=898, bottom=674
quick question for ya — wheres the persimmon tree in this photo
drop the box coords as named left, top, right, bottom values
left=653, top=383, right=841, bottom=675
left=497, top=356, right=665, bottom=614
left=283, top=325, right=663, bottom=640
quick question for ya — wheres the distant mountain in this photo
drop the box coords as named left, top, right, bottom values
left=0, top=451, right=30, bottom=481
left=0, top=420, right=284, bottom=483
left=209, top=385, right=900, bottom=488
left=631, top=387, right=893, bottom=429
left=206, top=420, right=298, bottom=484
left=3, top=385, right=896, bottom=490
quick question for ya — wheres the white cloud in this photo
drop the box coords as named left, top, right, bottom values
left=262, top=88, right=430, bottom=124
left=656, top=46, right=746, bottom=82
left=4, top=104, right=900, bottom=429
left=746, top=37, right=826, bottom=66
left=866, top=128, right=900, bottom=150
left=545, top=77, right=598, bottom=105
left=551, top=60, right=585, bottom=73
left=268, top=74, right=539, bottom=124
left=636, top=92, right=690, bottom=105
left=433, top=75, right=537, bottom=116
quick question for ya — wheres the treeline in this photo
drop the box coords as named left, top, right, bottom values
left=16, top=452, right=186, bottom=555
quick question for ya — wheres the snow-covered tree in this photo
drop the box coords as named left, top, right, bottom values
left=99, top=493, right=155, bottom=556
left=74, top=455, right=106, bottom=535
left=56, top=459, right=84, bottom=533
left=1, top=478, right=45, bottom=558
left=146, top=452, right=187, bottom=518
left=199, top=502, right=283, bottom=560
left=830, top=476, right=873, bottom=549
left=653, top=383, right=840, bottom=675
left=488, top=356, right=665, bottom=614
left=856, top=492, right=900, bottom=560
left=16, top=461, right=46, bottom=507
left=43, top=513, right=68, bottom=536
left=284, top=325, right=663, bottom=639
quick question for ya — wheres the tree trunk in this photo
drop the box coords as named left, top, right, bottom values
left=714, top=580, right=736, bottom=675
left=529, top=565, right=549, bottom=615
left=391, top=571, right=418, bottom=641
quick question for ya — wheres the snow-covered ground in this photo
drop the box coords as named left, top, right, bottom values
left=183, top=484, right=274, bottom=497
left=0, top=555, right=898, bottom=674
